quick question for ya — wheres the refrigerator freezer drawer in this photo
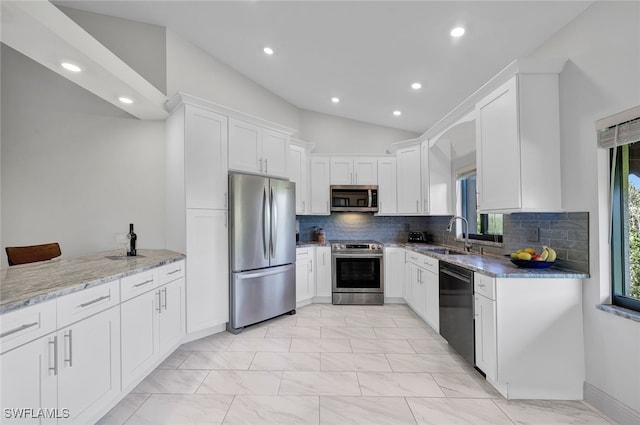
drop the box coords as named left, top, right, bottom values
left=228, top=264, right=296, bottom=332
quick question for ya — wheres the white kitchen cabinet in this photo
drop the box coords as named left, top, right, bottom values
left=473, top=272, right=584, bottom=399
left=330, top=157, right=378, bottom=185
left=295, top=248, right=315, bottom=304
left=427, top=139, right=454, bottom=215
left=383, top=247, right=404, bottom=299
left=475, top=74, right=562, bottom=212
left=184, top=106, right=228, bottom=210
left=420, top=256, right=439, bottom=333
left=121, top=270, right=185, bottom=391
left=0, top=335, right=57, bottom=424
left=228, top=118, right=290, bottom=178
left=377, top=158, right=397, bottom=214
left=310, top=157, right=331, bottom=215
left=408, top=263, right=425, bottom=316
left=289, top=144, right=308, bottom=214
left=57, top=306, right=120, bottom=425
left=186, top=209, right=229, bottom=333
left=396, top=144, right=422, bottom=214
left=420, top=141, right=430, bottom=213
left=315, top=246, right=332, bottom=299
left=474, top=274, right=497, bottom=382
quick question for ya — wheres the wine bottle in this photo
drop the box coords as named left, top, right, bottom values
left=127, top=223, right=137, bottom=256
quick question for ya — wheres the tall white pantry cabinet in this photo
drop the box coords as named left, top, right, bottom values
left=166, top=97, right=229, bottom=335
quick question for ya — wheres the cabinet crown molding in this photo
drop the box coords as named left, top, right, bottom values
left=167, top=92, right=298, bottom=136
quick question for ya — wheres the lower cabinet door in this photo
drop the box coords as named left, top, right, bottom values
left=474, top=294, right=497, bottom=382
left=423, top=269, right=439, bottom=332
left=186, top=209, right=229, bottom=333
left=0, top=336, right=57, bottom=424
left=295, top=255, right=313, bottom=302
left=57, top=306, right=120, bottom=425
left=121, top=290, right=159, bottom=391
left=315, top=247, right=331, bottom=298
left=159, top=278, right=186, bottom=354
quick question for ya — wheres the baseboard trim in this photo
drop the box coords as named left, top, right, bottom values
left=584, top=382, right=640, bottom=425
left=384, top=297, right=406, bottom=304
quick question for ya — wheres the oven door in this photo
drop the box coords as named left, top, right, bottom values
left=332, top=253, right=384, bottom=293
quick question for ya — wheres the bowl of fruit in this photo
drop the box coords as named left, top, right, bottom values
left=506, top=246, right=557, bottom=269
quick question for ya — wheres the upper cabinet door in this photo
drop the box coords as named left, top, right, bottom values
left=420, top=143, right=430, bottom=213
left=377, top=158, right=397, bottom=214
left=310, top=157, right=331, bottom=215
left=229, top=118, right=261, bottom=174
left=289, top=145, right=308, bottom=214
left=476, top=77, right=521, bottom=211
left=330, top=158, right=354, bottom=185
left=185, top=106, right=228, bottom=209
left=396, top=145, right=422, bottom=214
left=354, top=158, right=378, bottom=185
left=262, top=129, right=290, bottom=178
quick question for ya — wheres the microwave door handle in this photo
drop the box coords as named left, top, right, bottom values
left=368, top=189, right=372, bottom=208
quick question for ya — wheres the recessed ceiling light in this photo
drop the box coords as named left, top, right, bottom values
left=393, top=110, right=402, bottom=117
left=263, top=46, right=274, bottom=55
left=118, top=97, right=134, bottom=104
left=61, top=62, right=82, bottom=73
left=331, top=97, right=340, bottom=103
left=411, top=82, right=422, bottom=90
left=450, top=27, right=465, bottom=37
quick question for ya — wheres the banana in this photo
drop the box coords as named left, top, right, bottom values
left=542, top=246, right=557, bottom=262
left=538, top=248, right=549, bottom=261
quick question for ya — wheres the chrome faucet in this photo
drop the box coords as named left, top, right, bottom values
left=447, top=216, right=473, bottom=252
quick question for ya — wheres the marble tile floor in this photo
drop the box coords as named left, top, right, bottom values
left=98, top=303, right=616, bottom=425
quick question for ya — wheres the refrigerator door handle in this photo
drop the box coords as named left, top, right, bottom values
left=262, top=186, right=269, bottom=260
left=270, top=186, right=278, bottom=258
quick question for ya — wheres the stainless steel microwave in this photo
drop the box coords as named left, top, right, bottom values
left=330, top=185, right=378, bottom=212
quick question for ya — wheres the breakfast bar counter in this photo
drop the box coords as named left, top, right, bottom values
left=0, top=249, right=185, bottom=314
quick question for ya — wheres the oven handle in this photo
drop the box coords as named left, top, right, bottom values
left=332, top=253, right=383, bottom=258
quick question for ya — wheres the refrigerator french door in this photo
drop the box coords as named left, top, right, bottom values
left=228, top=173, right=296, bottom=333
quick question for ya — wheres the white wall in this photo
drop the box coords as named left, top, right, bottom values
left=166, top=30, right=301, bottom=131
left=528, top=1, right=640, bottom=416
left=0, top=45, right=166, bottom=266
left=299, top=109, right=418, bottom=154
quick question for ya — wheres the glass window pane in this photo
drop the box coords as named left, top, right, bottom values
left=625, top=142, right=640, bottom=300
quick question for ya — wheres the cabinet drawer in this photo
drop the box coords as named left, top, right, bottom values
left=57, top=280, right=120, bottom=328
left=121, top=269, right=158, bottom=301
left=474, top=273, right=496, bottom=300
left=158, top=260, right=185, bottom=286
left=296, top=248, right=312, bottom=259
left=0, top=299, right=57, bottom=354
left=420, top=255, right=438, bottom=273
left=405, top=251, right=421, bottom=266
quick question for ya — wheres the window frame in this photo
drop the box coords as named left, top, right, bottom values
left=458, top=170, right=503, bottom=243
left=611, top=144, right=640, bottom=312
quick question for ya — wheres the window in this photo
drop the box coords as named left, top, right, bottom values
left=611, top=141, right=640, bottom=312
left=458, top=171, right=503, bottom=242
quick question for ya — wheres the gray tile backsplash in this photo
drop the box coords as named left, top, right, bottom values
left=298, top=211, right=589, bottom=274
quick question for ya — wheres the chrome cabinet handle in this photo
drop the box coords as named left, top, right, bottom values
left=351, top=172, right=354, bottom=184
left=156, top=290, right=162, bottom=314
left=224, top=191, right=228, bottom=208
left=265, top=158, right=268, bottom=173
left=224, top=211, right=228, bottom=228
left=49, top=336, right=58, bottom=375
left=134, top=279, right=154, bottom=288
left=167, top=268, right=181, bottom=275
left=78, top=294, right=110, bottom=308
left=259, top=158, right=263, bottom=172
left=162, top=287, right=168, bottom=311
left=64, top=330, right=73, bottom=367
left=0, top=321, right=38, bottom=339
left=416, top=200, right=419, bottom=212
left=302, top=200, right=305, bottom=212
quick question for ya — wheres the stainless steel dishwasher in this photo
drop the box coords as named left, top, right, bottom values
left=439, top=261, right=475, bottom=365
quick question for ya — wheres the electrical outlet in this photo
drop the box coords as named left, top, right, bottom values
left=526, top=227, right=539, bottom=242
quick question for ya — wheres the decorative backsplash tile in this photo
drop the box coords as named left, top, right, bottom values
left=297, top=211, right=589, bottom=274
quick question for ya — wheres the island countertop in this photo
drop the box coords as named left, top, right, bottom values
left=0, top=249, right=185, bottom=314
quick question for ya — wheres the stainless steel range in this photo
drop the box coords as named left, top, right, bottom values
left=331, top=241, right=384, bottom=305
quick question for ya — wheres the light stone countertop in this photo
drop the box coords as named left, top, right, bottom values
left=0, top=249, right=185, bottom=314
left=398, top=243, right=589, bottom=279
left=296, top=241, right=331, bottom=248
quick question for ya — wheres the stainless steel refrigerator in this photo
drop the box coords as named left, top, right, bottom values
left=227, top=172, right=296, bottom=334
